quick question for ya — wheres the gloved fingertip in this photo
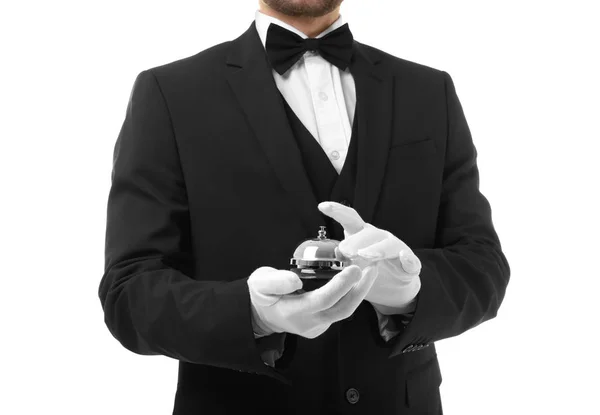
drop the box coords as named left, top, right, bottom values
left=399, top=250, right=421, bottom=274
left=342, top=264, right=361, bottom=279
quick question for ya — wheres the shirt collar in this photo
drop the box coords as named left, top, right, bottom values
left=254, top=9, right=346, bottom=52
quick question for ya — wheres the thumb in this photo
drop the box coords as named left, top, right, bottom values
left=399, top=250, right=421, bottom=274
left=252, top=269, right=304, bottom=295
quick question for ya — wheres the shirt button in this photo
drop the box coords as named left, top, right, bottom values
left=318, top=91, right=328, bottom=101
left=345, top=388, right=360, bottom=404
left=330, top=150, right=340, bottom=160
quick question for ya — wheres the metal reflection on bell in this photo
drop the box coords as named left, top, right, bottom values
left=290, top=226, right=348, bottom=290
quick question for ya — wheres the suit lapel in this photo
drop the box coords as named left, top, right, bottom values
left=225, top=21, right=393, bottom=234
left=225, top=22, right=323, bottom=236
left=348, top=40, right=394, bottom=226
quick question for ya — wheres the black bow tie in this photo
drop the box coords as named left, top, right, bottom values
left=265, top=22, right=354, bottom=75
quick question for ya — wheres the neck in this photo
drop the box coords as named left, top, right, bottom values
left=258, top=1, right=341, bottom=38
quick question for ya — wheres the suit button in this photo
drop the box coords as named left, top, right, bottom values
left=345, top=388, right=360, bottom=404
left=404, top=345, right=414, bottom=352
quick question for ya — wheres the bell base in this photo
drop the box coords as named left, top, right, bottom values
left=290, top=268, right=342, bottom=292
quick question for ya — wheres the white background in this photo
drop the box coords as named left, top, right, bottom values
left=1, top=0, right=599, bottom=414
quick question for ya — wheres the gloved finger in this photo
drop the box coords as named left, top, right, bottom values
left=319, top=265, right=379, bottom=323
left=399, top=249, right=422, bottom=274
left=303, top=265, right=362, bottom=312
left=317, top=201, right=366, bottom=235
left=335, top=246, right=354, bottom=266
left=334, top=246, right=343, bottom=260
left=355, top=232, right=409, bottom=260
left=249, top=267, right=304, bottom=295
left=338, top=225, right=386, bottom=258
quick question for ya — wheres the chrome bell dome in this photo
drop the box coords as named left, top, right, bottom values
left=290, top=226, right=348, bottom=280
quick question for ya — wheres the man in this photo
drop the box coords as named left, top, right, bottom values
left=99, top=0, right=511, bottom=413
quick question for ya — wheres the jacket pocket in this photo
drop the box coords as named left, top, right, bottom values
left=388, top=137, right=436, bottom=158
left=389, top=136, right=433, bottom=148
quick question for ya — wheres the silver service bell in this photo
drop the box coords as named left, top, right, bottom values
left=289, top=226, right=348, bottom=290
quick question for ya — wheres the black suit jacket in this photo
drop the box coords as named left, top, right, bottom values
left=99, top=20, right=510, bottom=414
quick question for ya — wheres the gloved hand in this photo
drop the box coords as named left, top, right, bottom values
left=248, top=264, right=378, bottom=339
left=318, top=201, right=421, bottom=315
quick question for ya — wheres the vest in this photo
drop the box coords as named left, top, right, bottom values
left=278, top=91, right=359, bottom=243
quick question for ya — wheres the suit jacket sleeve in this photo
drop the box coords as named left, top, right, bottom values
left=98, top=69, right=290, bottom=384
left=388, top=71, right=511, bottom=358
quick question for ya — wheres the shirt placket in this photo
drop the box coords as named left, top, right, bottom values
left=303, top=52, right=349, bottom=174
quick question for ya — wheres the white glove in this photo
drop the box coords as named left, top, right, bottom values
left=318, top=201, right=421, bottom=314
left=248, top=264, right=378, bottom=339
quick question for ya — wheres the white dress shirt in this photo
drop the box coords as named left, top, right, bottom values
left=254, top=10, right=356, bottom=175
left=253, top=10, right=405, bottom=348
